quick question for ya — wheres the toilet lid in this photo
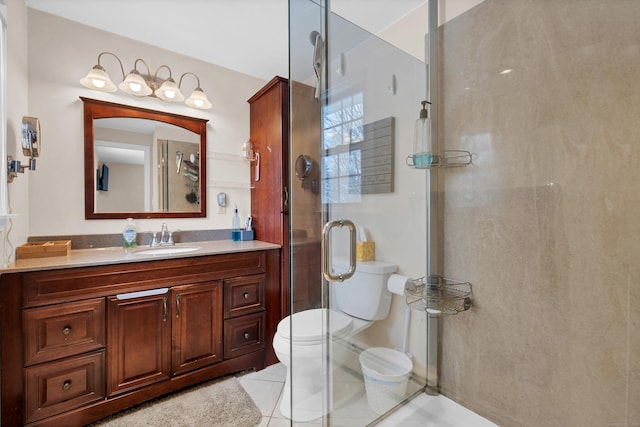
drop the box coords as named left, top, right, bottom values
left=277, top=308, right=353, bottom=343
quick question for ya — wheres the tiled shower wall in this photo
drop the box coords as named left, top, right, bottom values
left=439, top=1, right=640, bottom=426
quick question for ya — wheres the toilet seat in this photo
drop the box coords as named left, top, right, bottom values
left=276, top=308, right=353, bottom=344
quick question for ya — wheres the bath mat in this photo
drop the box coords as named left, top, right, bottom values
left=88, top=376, right=262, bottom=427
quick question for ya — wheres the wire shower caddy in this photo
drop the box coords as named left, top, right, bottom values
left=404, top=276, right=472, bottom=315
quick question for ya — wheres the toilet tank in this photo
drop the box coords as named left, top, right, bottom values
left=332, top=260, right=397, bottom=321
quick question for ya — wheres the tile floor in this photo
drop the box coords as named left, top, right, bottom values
left=238, top=363, right=291, bottom=427
left=237, top=363, right=418, bottom=427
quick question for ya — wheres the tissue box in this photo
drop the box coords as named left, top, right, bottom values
left=356, top=241, right=375, bottom=261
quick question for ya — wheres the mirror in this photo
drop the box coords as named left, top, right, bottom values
left=295, top=154, right=319, bottom=194
left=82, top=97, right=208, bottom=219
left=22, top=116, right=41, bottom=158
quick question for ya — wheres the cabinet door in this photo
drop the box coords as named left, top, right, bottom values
left=248, top=76, right=288, bottom=245
left=171, top=281, right=223, bottom=376
left=107, top=289, right=171, bottom=396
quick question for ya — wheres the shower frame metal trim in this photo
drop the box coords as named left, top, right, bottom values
left=426, top=0, right=440, bottom=396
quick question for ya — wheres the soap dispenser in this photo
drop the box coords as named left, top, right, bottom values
left=123, top=218, right=138, bottom=250
left=410, top=100, right=433, bottom=168
left=231, top=206, right=241, bottom=241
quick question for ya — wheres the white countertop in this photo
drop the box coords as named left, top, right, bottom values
left=1, top=240, right=281, bottom=274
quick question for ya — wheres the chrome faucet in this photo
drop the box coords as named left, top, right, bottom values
left=150, top=223, right=175, bottom=247
left=160, top=223, right=169, bottom=243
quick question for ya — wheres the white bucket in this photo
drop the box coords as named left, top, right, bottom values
left=359, top=347, right=413, bottom=414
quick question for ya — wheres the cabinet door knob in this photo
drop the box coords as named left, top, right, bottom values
left=62, top=326, right=71, bottom=336
left=243, top=292, right=250, bottom=299
left=62, top=380, right=72, bottom=391
left=243, top=332, right=250, bottom=340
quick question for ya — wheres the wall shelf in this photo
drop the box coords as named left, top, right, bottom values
left=407, top=150, right=472, bottom=170
left=207, top=181, right=251, bottom=190
left=405, top=276, right=472, bottom=315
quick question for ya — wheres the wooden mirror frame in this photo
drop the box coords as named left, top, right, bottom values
left=82, top=97, right=208, bottom=219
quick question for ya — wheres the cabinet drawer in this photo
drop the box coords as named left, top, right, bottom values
left=224, top=312, right=265, bottom=359
left=223, top=274, right=266, bottom=319
left=24, top=298, right=105, bottom=366
left=24, top=350, right=105, bottom=423
left=24, top=251, right=267, bottom=307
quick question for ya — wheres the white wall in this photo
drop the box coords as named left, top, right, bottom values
left=96, top=163, right=144, bottom=212
left=24, top=9, right=266, bottom=239
left=5, top=0, right=29, bottom=264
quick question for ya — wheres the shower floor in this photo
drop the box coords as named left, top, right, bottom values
left=377, top=393, right=497, bottom=427
left=239, top=363, right=496, bottom=426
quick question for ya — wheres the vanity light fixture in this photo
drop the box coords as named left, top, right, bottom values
left=80, top=51, right=212, bottom=110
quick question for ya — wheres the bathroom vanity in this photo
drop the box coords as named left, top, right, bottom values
left=0, top=241, right=280, bottom=426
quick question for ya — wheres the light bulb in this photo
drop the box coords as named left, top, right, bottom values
left=119, top=71, right=152, bottom=96
left=155, top=78, right=184, bottom=102
left=80, top=65, right=117, bottom=92
left=185, top=88, right=212, bottom=109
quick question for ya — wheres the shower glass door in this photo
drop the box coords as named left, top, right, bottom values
left=288, top=0, right=429, bottom=425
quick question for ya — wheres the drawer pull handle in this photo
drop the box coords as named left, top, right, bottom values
left=243, top=292, right=250, bottom=299
left=243, top=332, right=250, bottom=340
left=62, top=380, right=72, bottom=391
left=62, top=326, right=71, bottom=336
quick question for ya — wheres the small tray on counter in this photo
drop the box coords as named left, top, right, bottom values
left=16, top=240, right=71, bottom=259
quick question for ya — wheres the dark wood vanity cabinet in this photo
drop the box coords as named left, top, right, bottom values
left=0, top=248, right=280, bottom=427
left=107, top=280, right=226, bottom=395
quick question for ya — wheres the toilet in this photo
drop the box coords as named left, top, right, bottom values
left=272, top=260, right=397, bottom=421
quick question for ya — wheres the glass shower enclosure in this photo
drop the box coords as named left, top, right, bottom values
left=286, top=0, right=640, bottom=425
left=287, top=0, right=430, bottom=424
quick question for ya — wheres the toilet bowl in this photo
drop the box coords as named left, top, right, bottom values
left=273, top=260, right=397, bottom=421
left=272, top=308, right=357, bottom=421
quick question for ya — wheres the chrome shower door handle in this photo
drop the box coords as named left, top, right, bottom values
left=321, top=219, right=357, bottom=282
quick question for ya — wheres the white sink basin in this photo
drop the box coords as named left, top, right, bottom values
left=132, top=246, right=201, bottom=256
